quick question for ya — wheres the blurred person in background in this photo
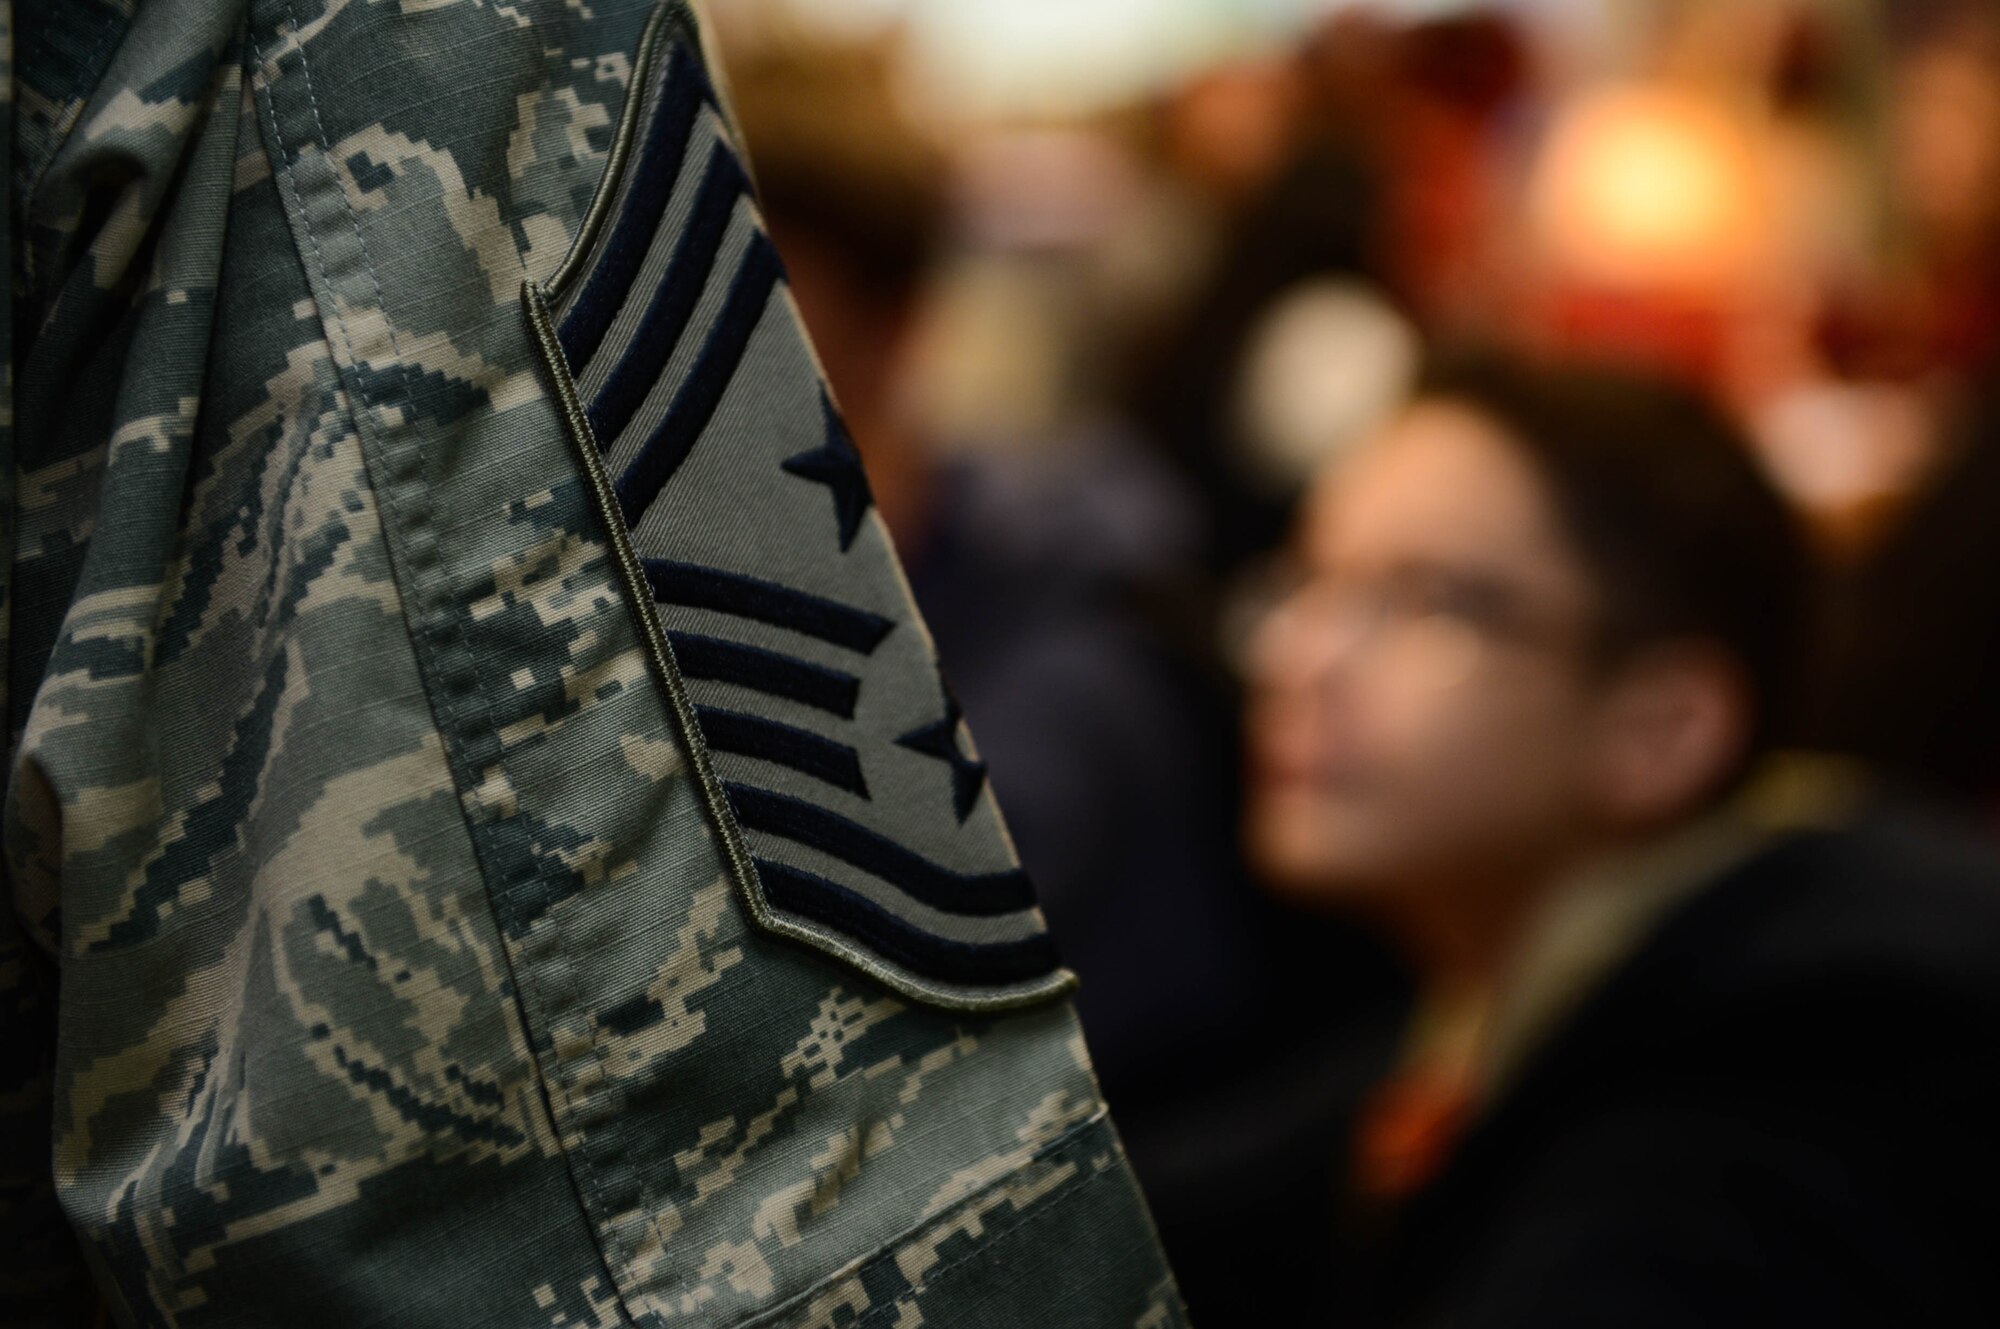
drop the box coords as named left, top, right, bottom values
left=723, top=29, right=1409, bottom=1323
left=1128, top=9, right=1534, bottom=580
left=1246, top=350, right=2000, bottom=1325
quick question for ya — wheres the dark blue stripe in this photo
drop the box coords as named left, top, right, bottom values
left=696, top=705, right=869, bottom=798
left=614, top=237, right=784, bottom=524
left=644, top=559, right=895, bottom=655
left=558, top=52, right=712, bottom=371
left=668, top=632, right=858, bottom=719
left=756, top=858, right=1060, bottom=986
left=725, top=783, right=1036, bottom=918
left=585, top=145, right=746, bottom=447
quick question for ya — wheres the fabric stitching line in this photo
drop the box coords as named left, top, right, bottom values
left=272, top=0, right=520, bottom=774
left=524, top=275, right=728, bottom=1311
left=274, top=6, right=654, bottom=1312
left=244, top=0, right=523, bottom=1192
left=730, top=1108, right=1114, bottom=1329
left=246, top=14, right=641, bottom=1326
left=523, top=277, right=756, bottom=1312
left=538, top=866, right=660, bottom=1252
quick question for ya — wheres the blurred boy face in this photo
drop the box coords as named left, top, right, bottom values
left=1245, top=400, right=1611, bottom=907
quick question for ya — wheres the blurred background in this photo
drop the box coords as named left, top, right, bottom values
left=707, top=0, right=2000, bottom=1319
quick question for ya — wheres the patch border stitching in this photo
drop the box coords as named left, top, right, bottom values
left=544, top=0, right=694, bottom=303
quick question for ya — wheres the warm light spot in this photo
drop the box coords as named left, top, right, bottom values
left=1529, top=85, right=1770, bottom=292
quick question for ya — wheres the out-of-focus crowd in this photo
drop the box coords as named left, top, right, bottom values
left=716, top=3, right=2000, bottom=1323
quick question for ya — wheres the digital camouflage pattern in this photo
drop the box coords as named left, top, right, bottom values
left=0, top=0, right=1187, bottom=1324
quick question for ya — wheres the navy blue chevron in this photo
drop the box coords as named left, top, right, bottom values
left=695, top=706, right=869, bottom=798
left=586, top=144, right=748, bottom=447
left=755, top=859, right=1061, bottom=986
left=615, top=237, right=785, bottom=524
left=558, top=49, right=715, bottom=372
left=643, top=559, right=894, bottom=655
left=723, top=783, right=1036, bottom=917
left=667, top=632, right=859, bottom=719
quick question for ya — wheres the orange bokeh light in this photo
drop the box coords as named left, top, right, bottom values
left=1529, top=85, right=1770, bottom=293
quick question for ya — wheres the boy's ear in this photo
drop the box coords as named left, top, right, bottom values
left=1585, top=642, right=1753, bottom=829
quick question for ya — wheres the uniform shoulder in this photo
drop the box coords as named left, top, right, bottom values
left=1582, top=803, right=2000, bottom=1078
left=1723, top=805, right=2000, bottom=984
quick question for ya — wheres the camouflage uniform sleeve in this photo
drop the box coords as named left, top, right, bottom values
left=4, top=0, right=1188, bottom=1325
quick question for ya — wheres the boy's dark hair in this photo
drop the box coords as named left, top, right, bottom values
left=1416, top=350, right=1812, bottom=782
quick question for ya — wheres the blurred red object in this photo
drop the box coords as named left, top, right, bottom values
left=1352, top=1069, right=1476, bottom=1207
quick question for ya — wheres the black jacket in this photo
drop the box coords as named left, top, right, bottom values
left=1367, top=807, right=2000, bottom=1327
